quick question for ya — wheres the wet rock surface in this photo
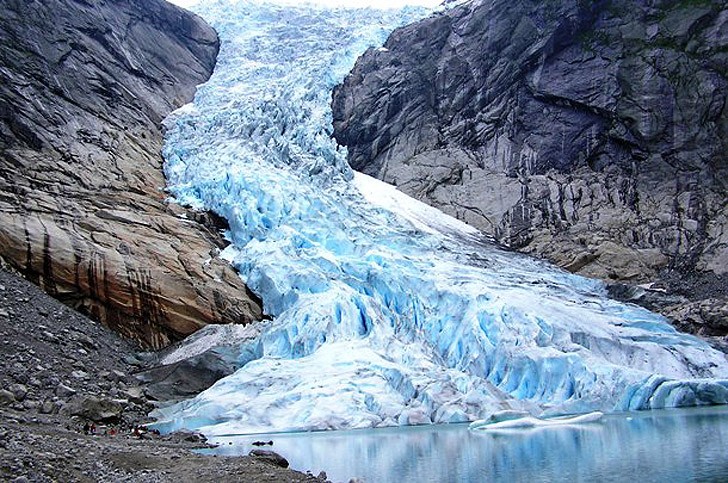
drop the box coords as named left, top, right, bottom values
left=0, top=266, right=328, bottom=482
left=136, top=347, right=237, bottom=403
left=0, top=0, right=263, bottom=349
left=332, top=0, right=728, bottom=336
left=607, top=270, right=728, bottom=350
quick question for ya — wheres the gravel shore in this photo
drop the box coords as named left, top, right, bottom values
left=0, top=266, right=329, bottom=482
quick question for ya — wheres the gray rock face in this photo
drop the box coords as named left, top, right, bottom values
left=62, top=395, right=125, bottom=422
left=332, top=0, right=727, bottom=333
left=136, top=348, right=236, bottom=402
left=0, top=0, right=263, bottom=347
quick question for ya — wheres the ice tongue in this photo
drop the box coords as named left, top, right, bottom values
left=153, top=1, right=728, bottom=435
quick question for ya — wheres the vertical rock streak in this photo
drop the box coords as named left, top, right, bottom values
left=0, top=0, right=263, bottom=348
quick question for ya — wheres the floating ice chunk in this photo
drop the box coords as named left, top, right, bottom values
left=469, top=411, right=604, bottom=432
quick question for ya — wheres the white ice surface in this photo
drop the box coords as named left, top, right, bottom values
left=353, top=173, right=482, bottom=239
left=469, top=411, right=604, bottom=431
left=152, top=0, right=728, bottom=435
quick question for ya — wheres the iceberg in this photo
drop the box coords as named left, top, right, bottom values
left=468, top=411, right=604, bottom=432
left=153, top=0, right=728, bottom=435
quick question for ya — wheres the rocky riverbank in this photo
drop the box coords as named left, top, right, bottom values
left=0, top=265, right=328, bottom=482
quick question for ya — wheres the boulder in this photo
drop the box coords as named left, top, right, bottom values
left=8, top=384, right=28, bottom=402
left=0, top=390, right=15, bottom=406
left=55, top=383, right=76, bottom=398
left=136, top=347, right=236, bottom=402
left=62, top=395, right=125, bottom=422
left=39, top=400, right=56, bottom=415
left=0, top=0, right=263, bottom=348
left=121, top=387, right=146, bottom=405
left=164, top=429, right=207, bottom=444
left=249, top=450, right=289, bottom=469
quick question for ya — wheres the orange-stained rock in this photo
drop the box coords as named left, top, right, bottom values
left=0, top=0, right=263, bottom=348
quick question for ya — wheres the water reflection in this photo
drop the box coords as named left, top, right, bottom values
left=206, top=406, right=728, bottom=482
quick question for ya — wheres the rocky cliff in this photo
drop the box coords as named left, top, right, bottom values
left=0, top=0, right=263, bottom=348
left=332, top=0, right=727, bottom=336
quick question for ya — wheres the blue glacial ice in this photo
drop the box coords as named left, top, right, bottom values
left=153, top=0, right=728, bottom=435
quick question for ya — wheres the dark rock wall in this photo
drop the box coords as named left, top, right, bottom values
left=0, top=0, right=263, bottom=348
left=332, top=0, right=727, bottom=333
left=333, top=0, right=727, bottom=279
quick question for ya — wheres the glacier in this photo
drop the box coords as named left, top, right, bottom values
left=153, top=0, right=728, bottom=435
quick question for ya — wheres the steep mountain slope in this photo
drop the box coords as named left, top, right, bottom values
left=0, top=264, right=325, bottom=482
left=331, top=0, right=728, bottom=334
left=0, top=0, right=263, bottom=348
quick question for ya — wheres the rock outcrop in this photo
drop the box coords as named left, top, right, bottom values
left=0, top=0, right=263, bottom=348
left=332, top=0, right=727, bottom=335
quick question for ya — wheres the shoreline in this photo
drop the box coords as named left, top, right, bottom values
left=0, top=266, right=328, bottom=482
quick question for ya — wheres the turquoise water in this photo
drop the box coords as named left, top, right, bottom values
left=204, top=406, right=728, bottom=482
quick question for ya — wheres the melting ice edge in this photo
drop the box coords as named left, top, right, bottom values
left=152, top=0, right=728, bottom=435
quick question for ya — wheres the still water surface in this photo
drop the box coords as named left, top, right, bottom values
left=205, top=406, right=728, bottom=482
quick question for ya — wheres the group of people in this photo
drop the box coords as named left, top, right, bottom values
left=82, top=421, right=159, bottom=437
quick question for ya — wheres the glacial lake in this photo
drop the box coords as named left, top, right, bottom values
left=203, top=406, right=728, bottom=482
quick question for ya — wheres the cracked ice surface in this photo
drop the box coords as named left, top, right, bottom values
left=154, top=0, right=728, bottom=435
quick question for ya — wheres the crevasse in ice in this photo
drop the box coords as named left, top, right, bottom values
left=153, top=0, right=728, bottom=435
